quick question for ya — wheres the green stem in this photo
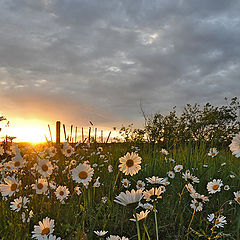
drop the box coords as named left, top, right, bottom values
left=134, top=210, right=141, bottom=240
left=154, top=204, right=159, bottom=240
left=186, top=209, right=196, bottom=240
left=143, top=223, right=151, bottom=240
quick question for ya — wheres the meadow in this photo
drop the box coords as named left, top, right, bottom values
left=0, top=138, right=239, bottom=240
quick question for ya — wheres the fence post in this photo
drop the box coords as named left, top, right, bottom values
left=56, top=121, right=61, bottom=145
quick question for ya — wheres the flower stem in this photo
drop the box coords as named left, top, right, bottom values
left=143, top=223, right=151, bottom=240
left=186, top=209, right=196, bottom=240
left=154, top=204, right=159, bottom=240
left=134, top=210, right=141, bottom=240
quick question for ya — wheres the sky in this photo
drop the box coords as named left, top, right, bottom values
left=0, top=0, right=240, bottom=142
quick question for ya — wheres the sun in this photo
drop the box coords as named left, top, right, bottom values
left=1, top=118, right=51, bottom=143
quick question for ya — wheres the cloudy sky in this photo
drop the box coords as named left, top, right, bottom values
left=0, top=0, right=240, bottom=141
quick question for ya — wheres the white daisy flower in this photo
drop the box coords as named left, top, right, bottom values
left=174, top=165, right=183, bottom=172
left=11, top=152, right=25, bottom=169
left=114, top=189, right=143, bottom=206
left=32, top=178, right=48, bottom=194
left=190, top=199, right=203, bottom=212
left=10, top=196, right=29, bottom=212
left=62, top=145, right=74, bottom=157
left=71, top=163, right=94, bottom=187
left=48, top=147, right=57, bottom=157
left=130, top=210, right=150, bottom=222
left=122, top=178, right=130, bottom=188
left=215, top=216, right=227, bottom=228
left=74, top=186, right=81, bottom=195
left=182, top=170, right=199, bottom=184
left=93, top=177, right=101, bottom=188
left=101, top=196, right=108, bottom=204
left=229, top=133, right=240, bottom=157
left=136, top=180, right=145, bottom=190
left=208, top=148, right=218, bottom=157
left=234, top=191, right=240, bottom=205
left=55, top=186, right=70, bottom=203
left=0, top=176, right=20, bottom=197
left=32, top=217, right=55, bottom=239
left=108, top=165, right=113, bottom=173
left=94, top=230, right=108, bottom=237
left=143, top=187, right=164, bottom=202
left=36, top=159, right=54, bottom=178
left=207, top=179, right=223, bottom=194
left=167, top=171, right=175, bottom=179
left=207, top=213, right=215, bottom=222
left=119, top=152, right=141, bottom=176
left=224, top=185, right=230, bottom=191
left=160, top=149, right=169, bottom=155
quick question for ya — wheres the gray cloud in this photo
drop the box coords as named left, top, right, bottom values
left=0, top=0, right=240, bottom=128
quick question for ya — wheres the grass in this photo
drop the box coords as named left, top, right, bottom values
left=0, top=141, right=239, bottom=240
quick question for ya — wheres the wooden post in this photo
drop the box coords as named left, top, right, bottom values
left=95, top=128, right=97, bottom=142
left=70, top=125, right=73, bottom=143
left=48, top=124, right=53, bottom=143
left=106, top=131, right=111, bottom=143
left=82, top=127, right=84, bottom=142
left=101, top=130, right=103, bottom=143
left=63, top=124, right=67, bottom=141
left=75, top=127, right=77, bottom=143
left=56, top=121, right=61, bottom=145
left=88, top=127, right=91, bottom=144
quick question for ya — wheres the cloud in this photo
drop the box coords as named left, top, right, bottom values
left=0, top=0, right=240, bottom=128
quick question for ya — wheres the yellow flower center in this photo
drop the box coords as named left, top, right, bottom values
left=67, top=149, right=71, bottom=154
left=59, top=190, right=64, bottom=196
left=78, top=171, right=88, bottom=179
left=42, top=164, right=48, bottom=172
left=215, top=219, right=220, bottom=225
left=126, top=159, right=134, bottom=167
left=37, top=183, right=44, bottom=189
left=212, top=152, right=215, bottom=156
left=17, top=202, right=22, bottom=208
left=138, top=184, right=142, bottom=187
left=212, top=184, right=219, bottom=190
left=11, top=183, right=17, bottom=191
left=41, top=227, right=50, bottom=235
left=237, top=197, right=240, bottom=204
left=14, top=161, right=20, bottom=167
left=52, top=149, right=55, bottom=153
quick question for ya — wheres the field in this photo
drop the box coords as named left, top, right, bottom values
left=0, top=140, right=240, bottom=240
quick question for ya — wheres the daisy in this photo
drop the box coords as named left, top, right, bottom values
left=119, top=152, right=141, bottom=176
left=32, top=217, right=55, bottom=239
left=174, top=165, right=183, bottom=172
left=136, top=180, right=145, bottom=190
left=0, top=146, right=4, bottom=155
left=224, top=185, right=230, bottom=191
left=55, top=186, right=70, bottom=203
left=229, top=133, right=240, bottom=157
left=93, top=177, right=101, bottom=188
left=106, top=236, right=129, bottom=240
left=102, top=196, right=108, bottom=204
left=62, top=145, right=74, bottom=157
left=207, top=179, right=223, bottom=194
left=36, top=159, right=54, bottom=178
left=97, top=147, right=103, bottom=152
left=41, top=235, right=61, bottom=240
left=140, top=203, right=153, bottom=211
left=11, top=152, right=25, bottom=169
left=0, top=176, right=20, bottom=197
left=208, top=148, right=218, bottom=157
left=32, top=178, right=48, bottom=194
left=182, top=170, right=199, bottom=184
left=10, top=196, right=29, bottom=212
left=146, top=176, right=168, bottom=185
left=207, top=213, right=215, bottom=222
left=130, top=210, right=150, bottom=222
left=114, top=189, right=143, bottom=207
left=122, top=179, right=130, bottom=188
left=160, top=149, right=169, bottom=155
left=72, top=163, right=94, bottom=187
left=190, top=199, right=203, bottom=212
left=185, top=183, right=196, bottom=194
left=48, top=147, right=57, bottom=157
left=94, top=230, right=108, bottom=237
left=167, top=171, right=175, bottom=179
left=143, top=187, right=163, bottom=202
left=215, top=216, right=227, bottom=228
left=108, top=165, right=113, bottom=173
left=74, top=186, right=81, bottom=195
left=234, top=191, right=240, bottom=205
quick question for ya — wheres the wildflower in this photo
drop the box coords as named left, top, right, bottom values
left=224, top=185, right=230, bottom=191
left=11, top=152, right=25, bottom=169
left=234, top=191, right=240, bottom=205
left=215, top=216, right=227, bottom=228
left=174, top=165, right=183, bottom=172
left=49, top=181, right=57, bottom=190
left=0, top=176, right=20, bottom=197
left=203, top=164, right=208, bottom=168
left=10, top=196, right=29, bottom=212
left=207, top=213, right=215, bottom=222
left=161, top=149, right=169, bottom=155
left=182, top=170, right=199, bottom=184
left=72, top=163, right=94, bottom=187
left=48, top=147, right=57, bottom=157
left=108, top=165, right=113, bottom=173
left=119, top=152, right=141, bottom=176
left=136, top=180, right=145, bottom=190
left=106, top=236, right=129, bottom=240
left=62, top=144, right=74, bottom=157
left=93, top=177, right=101, bottom=188
left=32, top=217, right=55, bottom=239
left=186, top=183, right=196, bottom=194
left=41, top=235, right=61, bottom=240
left=229, top=133, right=240, bottom=157
left=140, top=203, right=153, bottom=211
left=97, top=147, right=103, bottom=152
left=36, top=159, right=54, bottom=178
left=167, top=171, right=175, bottom=179
left=55, top=186, right=70, bottom=203
left=74, top=186, right=81, bottom=195
left=0, top=146, right=4, bottom=155
left=143, top=187, right=163, bottom=202
left=32, top=178, right=48, bottom=194
left=130, top=210, right=150, bottom=222
left=94, top=230, right=108, bottom=237
left=114, top=189, right=143, bottom=207
left=208, top=148, right=218, bottom=157
left=207, top=179, right=223, bottom=194
left=230, top=174, right=235, bottom=179
left=190, top=199, right=203, bottom=212
left=146, top=176, right=169, bottom=185
left=122, top=178, right=130, bottom=188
